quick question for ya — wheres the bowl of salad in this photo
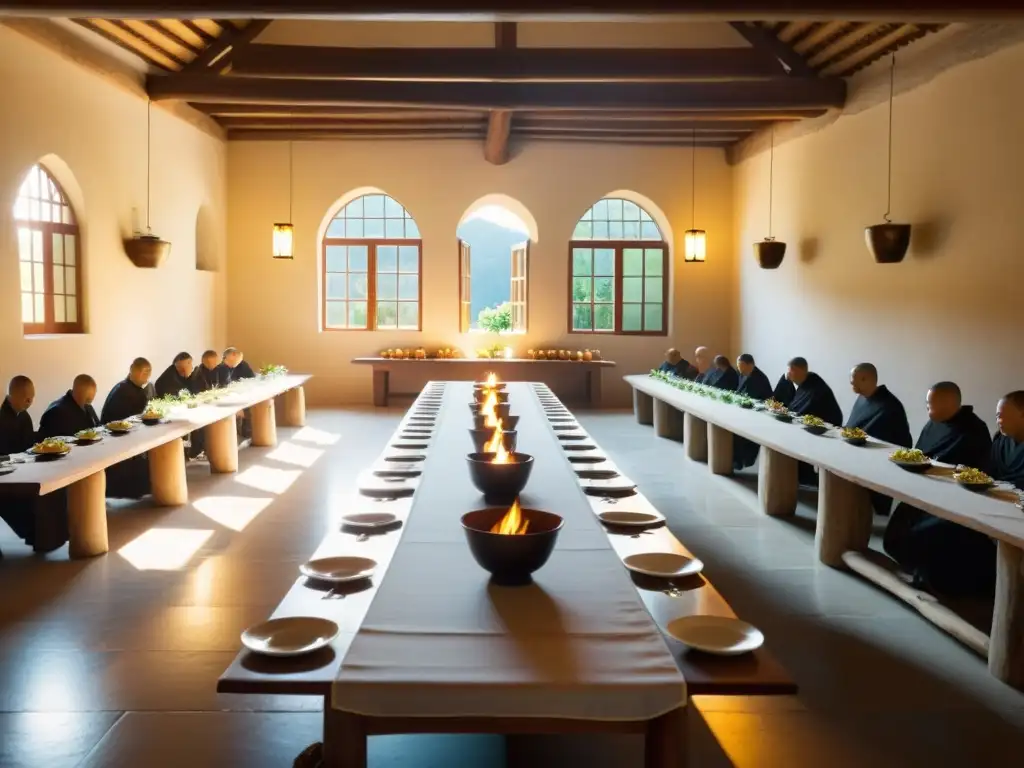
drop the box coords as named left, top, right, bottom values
left=106, top=420, right=134, bottom=434
left=889, top=448, right=931, bottom=473
left=29, top=438, right=71, bottom=460
left=953, top=466, right=995, bottom=492
left=141, top=409, right=164, bottom=426
left=801, top=415, right=829, bottom=436
left=737, top=397, right=756, bottom=409
left=840, top=427, right=868, bottom=446
left=75, top=428, right=103, bottom=444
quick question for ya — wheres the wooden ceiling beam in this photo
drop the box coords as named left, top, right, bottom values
left=728, top=22, right=811, bottom=76
left=518, top=108, right=827, bottom=121
left=71, top=18, right=179, bottom=70
left=515, top=119, right=758, bottom=133
left=1, top=2, right=1019, bottom=22
left=522, top=135, right=738, bottom=146
left=217, top=117, right=488, bottom=129
left=181, top=18, right=270, bottom=73
left=805, top=22, right=881, bottom=68
left=143, top=19, right=202, bottom=56
left=776, top=20, right=815, bottom=43
left=484, top=109, right=512, bottom=164
left=228, top=45, right=784, bottom=82
left=227, top=129, right=486, bottom=141
left=792, top=20, right=849, bottom=54
left=819, top=23, right=919, bottom=75
left=195, top=104, right=489, bottom=120
left=149, top=76, right=847, bottom=111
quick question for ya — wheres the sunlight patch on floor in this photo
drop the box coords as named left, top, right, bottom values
left=290, top=426, right=340, bottom=446
left=118, top=528, right=214, bottom=571
left=234, top=464, right=302, bottom=494
left=265, top=441, right=325, bottom=468
left=192, top=495, right=273, bottom=532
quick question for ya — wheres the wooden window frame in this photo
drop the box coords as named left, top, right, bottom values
left=15, top=166, right=84, bottom=335
left=510, top=241, right=528, bottom=334
left=458, top=238, right=529, bottom=334
left=567, top=240, right=669, bottom=337
left=321, top=238, right=423, bottom=331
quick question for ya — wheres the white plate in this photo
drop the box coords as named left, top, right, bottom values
left=549, top=416, right=575, bottom=422
left=582, top=476, right=637, bottom=494
left=359, top=474, right=415, bottom=498
left=598, top=510, right=665, bottom=527
left=567, top=453, right=608, bottom=463
left=563, top=443, right=599, bottom=451
left=558, top=432, right=589, bottom=441
left=384, top=453, right=426, bottom=462
left=341, top=512, right=399, bottom=529
left=623, top=551, right=703, bottom=578
left=393, top=442, right=428, bottom=450
left=551, top=423, right=580, bottom=431
left=575, top=463, right=620, bottom=479
left=665, top=616, right=765, bottom=656
left=373, top=463, right=422, bottom=478
left=300, top=555, right=377, bottom=584
left=241, top=617, right=339, bottom=658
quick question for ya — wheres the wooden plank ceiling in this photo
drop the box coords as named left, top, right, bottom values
left=74, top=17, right=945, bottom=161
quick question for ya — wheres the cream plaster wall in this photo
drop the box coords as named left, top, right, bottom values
left=0, top=27, right=227, bottom=422
left=733, top=41, right=1024, bottom=435
left=226, top=140, right=735, bottom=406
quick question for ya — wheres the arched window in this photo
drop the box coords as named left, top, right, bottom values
left=322, top=192, right=421, bottom=330
left=14, top=164, right=83, bottom=334
left=569, top=197, right=667, bottom=335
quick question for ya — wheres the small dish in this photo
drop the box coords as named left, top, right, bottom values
left=623, top=552, right=703, bottom=578
left=241, top=617, right=339, bottom=658
left=341, top=512, right=399, bottom=529
left=582, top=477, right=637, bottom=495
left=597, top=510, right=664, bottom=527
left=300, top=556, right=377, bottom=584
left=665, top=616, right=764, bottom=656
left=563, top=443, right=599, bottom=451
left=392, top=442, right=428, bottom=450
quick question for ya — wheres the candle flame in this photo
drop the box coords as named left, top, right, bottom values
left=484, top=411, right=500, bottom=428
left=490, top=498, right=529, bottom=535
left=481, top=390, right=498, bottom=418
left=491, top=439, right=512, bottom=464
left=486, top=372, right=497, bottom=388
left=483, top=420, right=504, bottom=452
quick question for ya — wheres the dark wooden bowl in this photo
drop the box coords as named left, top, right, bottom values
left=466, top=452, right=534, bottom=502
left=842, top=436, right=868, bottom=446
left=473, top=389, right=509, bottom=404
left=803, top=424, right=828, bottom=436
left=468, top=428, right=518, bottom=453
left=889, top=458, right=932, bottom=474
left=469, top=401, right=511, bottom=420
left=461, top=507, right=563, bottom=586
left=473, top=414, right=520, bottom=430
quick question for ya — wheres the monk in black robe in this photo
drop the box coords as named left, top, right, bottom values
left=992, top=390, right=1024, bottom=490
left=658, top=348, right=696, bottom=379
left=883, top=382, right=994, bottom=596
left=216, top=347, right=254, bottom=439
left=692, top=346, right=713, bottom=384
left=39, top=374, right=100, bottom=439
left=733, top=355, right=774, bottom=470
left=846, top=363, right=913, bottom=515
left=100, top=358, right=154, bottom=499
left=0, top=376, right=37, bottom=547
left=190, top=350, right=221, bottom=394
left=155, top=352, right=195, bottom=399
left=705, top=355, right=739, bottom=391
left=786, top=358, right=842, bottom=485
left=773, top=373, right=796, bottom=407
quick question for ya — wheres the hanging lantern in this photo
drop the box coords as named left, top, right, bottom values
left=124, top=101, right=171, bottom=268
left=866, top=53, right=911, bottom=264
left=273, top=138, right=295, bottom=260
left=754, top=124, right=786, bottom=270
left=272, top=223, right=294, bottom=259
left=684, top=129, right=706, bottom=263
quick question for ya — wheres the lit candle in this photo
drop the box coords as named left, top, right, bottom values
left=490, top=498, right=529, bottom=535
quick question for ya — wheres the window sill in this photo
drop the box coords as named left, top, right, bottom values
left=465, top=329, right=526, bottom=336
left=24, top=333, right=87, bottom=340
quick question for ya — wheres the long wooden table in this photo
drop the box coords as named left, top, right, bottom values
left=0, top=374, right=309, bottom=558
left=218, top=381, right=794, bottom=766
left=625, top=373, right=1024, bottom=690
left=351, top=357, right=614, bottom=407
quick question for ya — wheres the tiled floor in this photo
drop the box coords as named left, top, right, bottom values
left=1, top=408, right=1022, bottom=767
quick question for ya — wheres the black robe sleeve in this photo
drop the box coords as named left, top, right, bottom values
left=233, top=361, right=256, bottom=380
left=742, top=368, right=774, bottom=401
left=101, top=380, right=152, bottom=423
left=713, top=367, right=739, bottom=392
left=155, top=366, right=189, bottom=398
left=789, top=374, right=843, bottom=424
left=0, top=400, right=35, bottom=454
left=773, top=374, right=795, bottom=406
left=991, top=433, right=1024, bottom=489
left=38, top=393, right=96, bottom=439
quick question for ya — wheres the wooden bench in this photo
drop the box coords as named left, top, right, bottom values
left=625, top=373, right=1024, bottom=690
left=218, top=381, right=795, bottom=765
left=351, top=357, right=614, bottom=407
left=0, top=375, right=310, bottom=558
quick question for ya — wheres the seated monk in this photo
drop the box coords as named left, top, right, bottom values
left=100, top=358, right=155, bottom=499
left=692, top=346, right=713, bottom=384
left=39, top=374, right=100, bottom=438
left=773, top=370, right=796, bottom=407
left=846, top=363, right=913, bottom=515
left=733, top=355, right=773, bottom=470
left=215, top=347, right=254, bottom=439
left=658, top=348, right=696, bottom=379
left=190, top=350, right=221, bottom=393
left=155, top=352, right=195, bottom=398
left=705, top=355, right=739, bottom=391
left=883, top=382, right=994, bottom=596
left=787, top=358, right=842, bottom=486
left=992, top=390, right=1024, bottom=489
left=0, top=376, right=37, bottom=546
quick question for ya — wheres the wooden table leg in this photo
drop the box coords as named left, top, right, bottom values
left=645, top=707, right=687, bottom=768
left=653, top=399, right=685, bottom=440
left=989, top=541, right=1024, bottom=689
left=684, top=413, right=708, bottom=462
left=634, top=388, right=654, bottom=425
left=587, top=369, right=604, bottom=407
left=149, top=437, right=188, bottom=506
left=67, top=471, right=108, bottom=558
left=282, top=386, right=307, bottom=427
left=816, top=469, right=872, bottom=567
left=206, top=416, right=239, bottom=473
left=322, top=707, right=367, bottom=768
left=250, top=400, right=277, bottom=447
left=707, top=423, right=734, bottom=476
left=757, top=447, right=798, bottom=517
left=372, top=369, right=389, bottom=407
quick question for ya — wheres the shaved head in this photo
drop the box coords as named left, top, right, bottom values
left=665, top=348, right=682, bottom=365
left=737, top=353, right=755, bottom=376
left=786, top=356, right=809, bottom=386
left=72, top=374, right=97, bottom=408
left=997, top=390, right=1024, bottom=440
left=223, top=346, right=242, bottom=368
left=927, top=381, right=962, bottom=423
left=7, top=375, right=35, bottom=412
left=850, top=362, right=879, bottom=397
left=714, top=355, right=730, bottom=370
left=694, top=346, right=711, bottom=373
left=129, top=357, right=152, bottom=388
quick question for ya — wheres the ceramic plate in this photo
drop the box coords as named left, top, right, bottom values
left=551, top=423, right=580, bottom=431
left=300, top=555, right=377, bottom=584
left=27, top=447, right=71, bottom=457
left=549, top=416, right=575, bottom=422
left=557, top=432, right=589, bottom=441
left=392, top=442, right=428, bottom=450
left=373, top=463, right=422, bottom=478
left=567, top=453, right=608, bottom=463
left=341, top=512, right=399, bottom=529
left=665, top=616, right=765, bottom=656
left=597, top=510, right=664, bottom=527
left=623, top=551, right=703, bottom=578
left=241, top=617, right=339, bottom=658
left=563, top=443, right=599, bottom=451
left=575, top=463, right=620, bottom=479
left=359, top=474, right=415, bottom=498
left=384, top=453, right=426, bottom=462
left=582, top=476, right=637, bottom=494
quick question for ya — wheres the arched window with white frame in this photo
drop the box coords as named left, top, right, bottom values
left=14, top=164, right=83, bottom=334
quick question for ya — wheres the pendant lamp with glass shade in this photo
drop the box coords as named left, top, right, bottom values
left=684, top=129, right=707, bottom=263
left=273, top=138, right=295, bottom=259
left=866, top=53, right=911, bottom=264
left=124, top=101, right=172, bottom=268
left=754, top=125, right=786, bottom=269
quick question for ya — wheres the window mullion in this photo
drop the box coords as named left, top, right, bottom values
left=614, top=246, right=623, bottom=334
left=368, top=243, right=377, bottom=330
left=43, top=222, right=55, bottom=332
